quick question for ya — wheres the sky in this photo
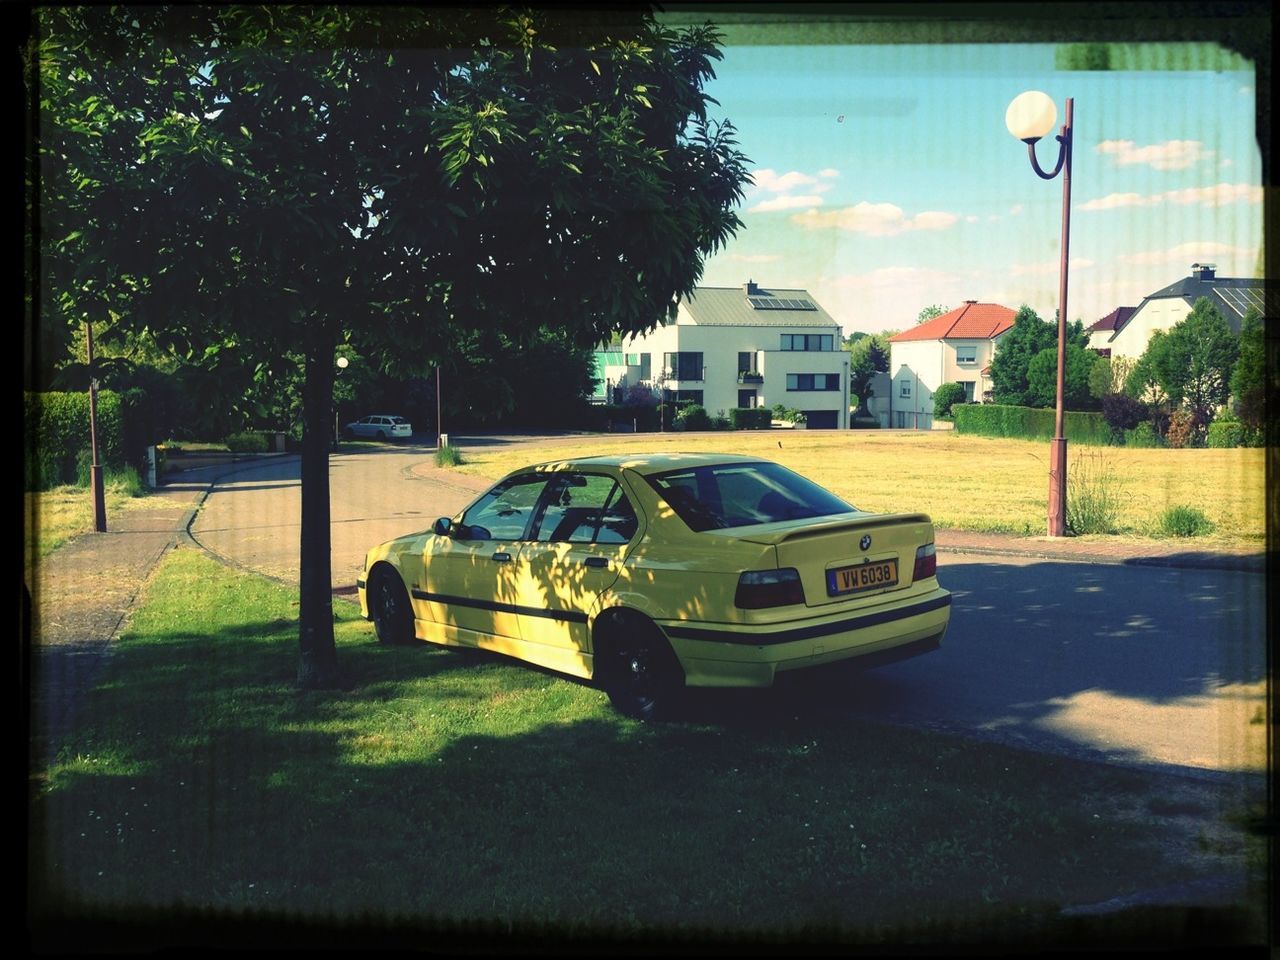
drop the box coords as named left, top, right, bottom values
left=689, top=38, right=1263, bottom=337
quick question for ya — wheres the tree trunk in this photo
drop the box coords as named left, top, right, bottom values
left=296, top=342, right=345, bottom=689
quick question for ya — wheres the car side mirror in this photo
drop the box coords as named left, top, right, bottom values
left=433, top=517, right=452, bottom=537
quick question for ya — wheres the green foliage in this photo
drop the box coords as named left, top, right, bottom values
left=675, top=404, right=712, bottom=431
left=1156, top=505, right=1215, bottom=538
left=435, top=444, right=464, bottom=467
left=1025, top=343, right=1101, bottom=410
left=1066, top=450, right=1127, bottom=535
left=25, top=391, right=124, bottom=490
left=1163, top=409, right=1201, bottom=449
left=729, top=407, right=772, bottom=429
left=846, top=333, right=890, bottom=415
left=952, top=403, right=1110, bottom=445
left=1159, top=298, right=1239, bottom=422
left=1205, top=415, right=1255, bottom=449
left=771, top=404, right=808, bottom=425
left=1123, top=422, right=1164, bottom=448
left=1229, top=307, right=1266, bottom=432
left=990, top=306, right=1056, bottom=406
left=1124, top=330, right=1171, bottom=403
left=224, top=431, right=269, bottom=453
left=916, top=304, right=947, bottom=325
left=932, top=382, right=967, bottom=419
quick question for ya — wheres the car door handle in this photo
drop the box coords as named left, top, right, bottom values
left=583, top=557, right=608, bottom=569
left=491, top=552, right=512, bottom=563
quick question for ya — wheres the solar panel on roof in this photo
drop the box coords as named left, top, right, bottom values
left=747, top=295, right=818, bottom=310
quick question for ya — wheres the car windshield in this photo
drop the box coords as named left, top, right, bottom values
left=645, top=461, right=856, bottom=532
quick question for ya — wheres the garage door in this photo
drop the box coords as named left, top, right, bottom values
left=803, top=410, right=838, bottom=429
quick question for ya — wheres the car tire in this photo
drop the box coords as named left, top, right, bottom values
left=376, top=430, right=387, bottom=440
left=370, top=568, right=414, bottom=645
left=596, top=612, right=684, bottom=721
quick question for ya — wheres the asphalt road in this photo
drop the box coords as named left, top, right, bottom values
left=189, top=441, right=1268, bottom=780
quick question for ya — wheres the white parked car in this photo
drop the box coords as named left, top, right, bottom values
left=344, top=414, right=413, bottom=441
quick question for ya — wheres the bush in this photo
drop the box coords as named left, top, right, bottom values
left=675, top=404, right=711, bottom=431
left=1164, top=409, right=1201, bottom=449
left=1123, top=422, right=1164, bottom=448
left=224, top=431, right=269, bottom=453
left=730, top=407, right=772, bottom=430
left=932, top=382, right=967, bottom=419
left=1066, top=450, right=1127, bottom=535
left=1101, top=393, right=1148, bottom=435
left=952, top=403, right=1110, bottom=445
left=772, top=404, right=807, bottom=425
left=25, top=391, right=125, bottom=490
left=1206, top=414, right=1245, bottom=449
left=1156, top=505, right=1214, bottom=538
left=435, top=443, right=464, bottom=467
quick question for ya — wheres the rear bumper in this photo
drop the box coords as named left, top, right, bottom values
left=661, top=588, right=950, bottom=687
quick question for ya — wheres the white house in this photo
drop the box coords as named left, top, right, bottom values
left=1084, top=306, right=1137, bottom=357
left=1102, top=263, right=1269, bottom=359
left=598, top=281, right=850, bottom=429
left=887, top=301, right=1016, bottom=429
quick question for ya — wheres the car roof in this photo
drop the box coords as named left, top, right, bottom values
left=529, top=452, right=762, bottom=477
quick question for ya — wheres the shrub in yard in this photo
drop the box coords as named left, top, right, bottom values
left=224, top=431, right=269, bottom=453
left=1163, top=409, right=1201, bottom=449
left=932, top=382, right=967, bottom=420
left=1123, top=422, right=1164, bottom=448
left=676, top=404, right=711, bottom=431
left=1066, top=449, right=1127, bottom=535
left=952, top=403, right=1109, bottom=445
left=435, top=443, right=464, bottom=467
left=25, top=390, right=125, bottom=490
left=1101, top=392, right=1148, bottom=439
left=1206, top=414, right=1245, bottom=449
left=729, top=407, right=772, bottom=429
left=1156, top=505, right=1214, bottom=538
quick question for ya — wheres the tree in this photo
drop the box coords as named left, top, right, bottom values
left=1087, top=354, right=1136, bottom=401
left=35, top=7, right=750, bottom=687
left=846, top=333, right=889, bottom=416
left=990, top=306, right=1055, bottom=406
left=932, top=382, right=966, bottom=419
left=1125, top=330, right=1172, bottom=406
left=916, top=304, right=947, bottom=325
left=1158, top=298, right=1239, bottom=423
left=1229, top=306, right=1265, bottom=432
left=1026, top=342, right=1100, bottom=410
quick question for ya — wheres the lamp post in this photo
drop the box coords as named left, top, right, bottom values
left=85, top=320, right=106, bottom=532
left=333, top=355, right=349, bottom=451
left=1006, top=90, right=1073, bottom=538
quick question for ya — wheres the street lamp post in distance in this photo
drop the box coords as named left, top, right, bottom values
left=85, top=320, right=106, bottom=532
left=1006, top=90, right=1074, bottom=538
left=333, top=355, right=349, bottom=451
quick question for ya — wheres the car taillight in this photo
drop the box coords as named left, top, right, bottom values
left=735, top=568, right=806, bottom=609
left=913, top=543, right=937, bottom=581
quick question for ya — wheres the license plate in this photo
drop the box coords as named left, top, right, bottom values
left=827, top=559, right=899, bottom=596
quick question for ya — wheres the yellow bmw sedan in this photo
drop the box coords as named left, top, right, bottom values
left=358, top=453, right=950, bottom=719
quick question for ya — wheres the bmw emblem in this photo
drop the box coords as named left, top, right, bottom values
left=860, top=534, right=872, bottom=551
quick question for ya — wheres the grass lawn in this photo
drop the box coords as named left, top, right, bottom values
left=30, top=549, right=1265, bottom=947
left=24, top=477, right=152, bottom=570
left=448, top=431, right=1267, bottom=547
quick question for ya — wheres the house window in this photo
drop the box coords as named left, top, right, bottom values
left=738, top=351, right=754, bottom=373
left=955, top=346, right=977, bottom=365
left=958, top=380, right=975, bottom=401
left=786, top=373, right=839, bottom=391
left=780, top=334, right=834, bottom=352
left=899, top=381, right=912, bottom=398
left=738, top=389, right=756, bottom=409
left=663, top=352, right=704, bottom=381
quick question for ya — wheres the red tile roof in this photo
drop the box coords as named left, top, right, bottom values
left=889, top=302, right=1016, bottom=342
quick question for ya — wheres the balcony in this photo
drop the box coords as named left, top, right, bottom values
left=737, top=371, right=764, bottom=384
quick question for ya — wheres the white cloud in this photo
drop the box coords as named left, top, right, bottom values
left=1008, top=203, right=1024, bottom=216
left=791, top=202, right=959, bottom=236
left=817, top=168, right=840, bottom=179
left=1118, top=242, right=1256, bottom=267
left=749, top=194, right=827, bottom=213
left=1095, top=139, right=1213, bottom=170
left=1080, top=182, right=1262, bottom=211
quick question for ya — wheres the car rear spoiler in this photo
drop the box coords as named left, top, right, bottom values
left=732, top=512, right=934, bottom=546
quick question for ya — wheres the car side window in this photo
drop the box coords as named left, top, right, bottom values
left=531, top=474, right=637, bottom=544
left=462, top=474, right=550, bottom=542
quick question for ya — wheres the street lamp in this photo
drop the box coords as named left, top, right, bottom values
left=1006, top=90, right=1073, bottom=537
left=85, top=320, right=106, bottom=532
left=333, top=355, right=349, bottom=451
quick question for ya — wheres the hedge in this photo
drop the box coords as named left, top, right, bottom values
left=25, top=390, right=125, bottom=490
left=953, top=403, right=1111, bottom=445
left=730, top=407, right=772, bottom=429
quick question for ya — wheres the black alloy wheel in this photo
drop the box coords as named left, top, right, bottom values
left=371, top=569, right=414, bottom=645
left=600, top=615, right=683, bottom=721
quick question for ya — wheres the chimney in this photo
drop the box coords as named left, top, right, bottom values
left=1191, top=263, right=1216, bottom=281
left=744, top=280, right=759, bottom=296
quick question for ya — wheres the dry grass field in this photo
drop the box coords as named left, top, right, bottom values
left=451, top=430, right=1268, bottom=547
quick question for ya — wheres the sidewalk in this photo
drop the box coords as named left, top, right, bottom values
left=26, top=456, right=1267, bottom=768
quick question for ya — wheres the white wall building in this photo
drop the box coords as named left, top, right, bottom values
left=1101, top=263, right=1269, bottom=359
left=887, top=301, right=1016, bottom=429
left=598, top=281, right=850, bottom=429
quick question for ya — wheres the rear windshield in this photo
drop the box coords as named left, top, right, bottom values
left=391, top=417, right=409, bottom=425
left=645, top=461, right=856, bottom=532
